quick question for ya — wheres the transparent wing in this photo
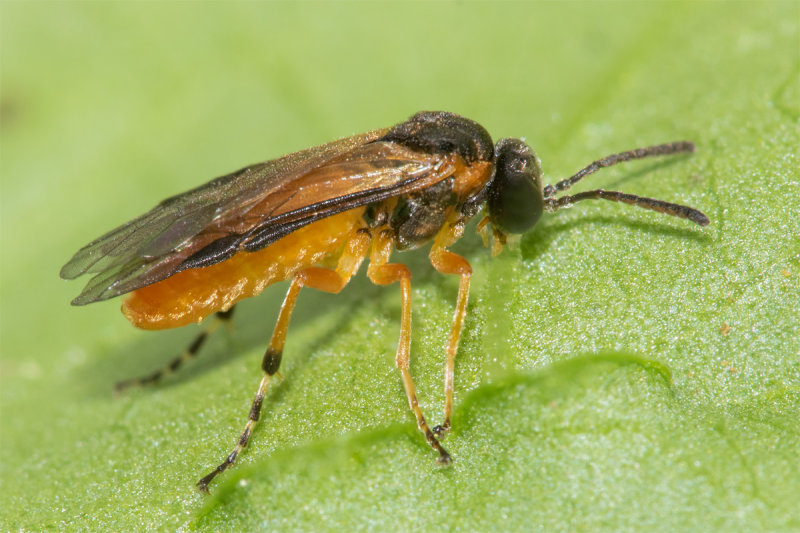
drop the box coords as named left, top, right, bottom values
left=60, top=129, right=386, bottom=281
left=62, top=136, right=456, bottom=305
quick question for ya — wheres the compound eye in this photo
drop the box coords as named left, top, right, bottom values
left=487, top=138, right=544, bottom=234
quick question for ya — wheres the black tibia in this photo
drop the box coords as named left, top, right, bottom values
left=114, top=306, right=236, bottom=393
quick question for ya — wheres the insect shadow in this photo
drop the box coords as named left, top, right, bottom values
left=522, top=213, right=712, bottom=264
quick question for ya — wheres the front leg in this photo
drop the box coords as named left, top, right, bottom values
left=428, top=240, right=472, bottom=438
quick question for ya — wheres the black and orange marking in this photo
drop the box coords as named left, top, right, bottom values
left=61, top=111, right=709, bottom=491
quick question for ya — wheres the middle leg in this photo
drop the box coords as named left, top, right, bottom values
left=367, top=229, right=451, bottom=464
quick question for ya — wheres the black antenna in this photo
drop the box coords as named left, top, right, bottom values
left=542, top=141, right=709, bottom=227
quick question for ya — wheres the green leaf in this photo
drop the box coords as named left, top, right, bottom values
left=1, top=2, right=797, bottom=531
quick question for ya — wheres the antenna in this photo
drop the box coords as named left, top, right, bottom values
left=542, top=141, right=709, bottom=226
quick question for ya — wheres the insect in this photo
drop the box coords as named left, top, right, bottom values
left=61, top=111, right=709, bottom=491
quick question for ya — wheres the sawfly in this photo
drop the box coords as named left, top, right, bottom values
left=61, top=111, right=709, bottom=491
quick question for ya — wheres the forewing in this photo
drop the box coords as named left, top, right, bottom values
left=61, top=129, right=386, bottom=281
left=64, top=138, right=456, bottom=305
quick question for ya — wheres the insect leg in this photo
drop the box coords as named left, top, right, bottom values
left=367, top=229, right=452, bottom=464
left=428, top=244, right=472, bottom=438
left=114, top=306, right=236, bottom=394
left=197, top=229, right=371, bottom=492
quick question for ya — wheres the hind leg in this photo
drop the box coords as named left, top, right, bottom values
left=114, top=306, right=236, bottom=394
left=197, top=229, right=371, bottom=491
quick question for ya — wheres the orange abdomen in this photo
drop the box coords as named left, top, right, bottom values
left=122, top=208, right=366, bottom=330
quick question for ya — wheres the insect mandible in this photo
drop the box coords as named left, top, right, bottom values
left=61, top=111, right=709, bottom=491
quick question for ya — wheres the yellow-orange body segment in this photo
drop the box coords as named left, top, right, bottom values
left=123, top=208, right=367, bottom=330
